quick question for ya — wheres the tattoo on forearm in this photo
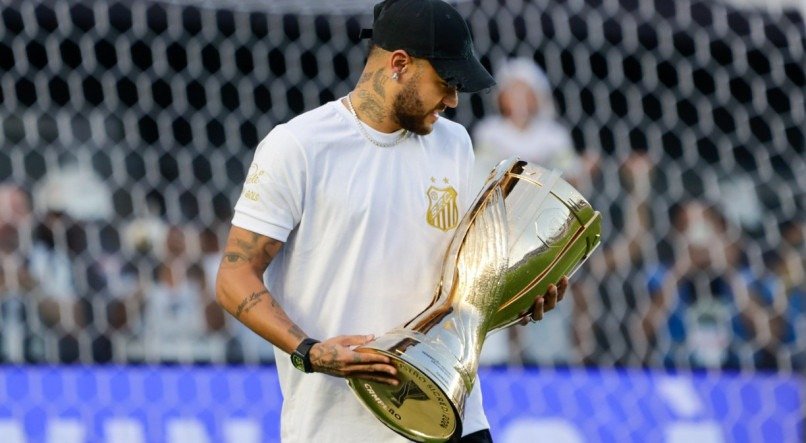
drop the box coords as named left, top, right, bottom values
left=288, top=325, right=306, bottom=341
left=234, top=289, right=269, bottom=318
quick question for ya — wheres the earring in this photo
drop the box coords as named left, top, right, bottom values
left=391, top=72, right=399, bottom=80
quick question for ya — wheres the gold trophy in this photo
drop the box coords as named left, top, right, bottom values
left=347, top=158, right=602, bottom=442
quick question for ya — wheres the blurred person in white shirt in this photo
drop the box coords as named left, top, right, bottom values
left=140, top=226, right=226, bottom=362
left=472, top=58, right=582, bottom=190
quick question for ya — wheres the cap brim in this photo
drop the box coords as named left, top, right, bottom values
left=430, top=56, right=496, bottom=93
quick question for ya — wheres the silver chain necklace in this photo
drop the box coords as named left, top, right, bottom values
left=346, top=93, right=409, bottom=148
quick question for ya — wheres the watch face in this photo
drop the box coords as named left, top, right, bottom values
left=291, top=353, right=305, bottom=372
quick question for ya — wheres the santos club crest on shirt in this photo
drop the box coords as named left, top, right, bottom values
left=426, top=178, right=459, bottom=231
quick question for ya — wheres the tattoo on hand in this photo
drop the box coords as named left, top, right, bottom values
left=311, top=344, right=344, bottom=375
left=234, top=290, right=268, bottom=318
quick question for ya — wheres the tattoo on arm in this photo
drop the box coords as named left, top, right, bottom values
left=263, top=237, right=282, bottom=259
left=234, top=289, right=269, bottom=318
left=234, top=232, right=261, bottom=258
left=221, top=252, right=249, bottom=267
left=221, top=232, right=282, bottom=269
left=288, top=325, right=306, bottom=342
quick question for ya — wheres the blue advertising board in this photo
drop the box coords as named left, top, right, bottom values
left=0, top=366, right=801, bottom=442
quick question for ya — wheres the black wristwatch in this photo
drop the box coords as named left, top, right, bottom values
left=290, top=338, right=320, bottom=373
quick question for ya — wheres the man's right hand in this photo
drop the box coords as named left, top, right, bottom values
left=309, top=335, right=399, bottom=386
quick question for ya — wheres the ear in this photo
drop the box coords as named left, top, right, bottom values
left=389, top=50, right=413, bottom=78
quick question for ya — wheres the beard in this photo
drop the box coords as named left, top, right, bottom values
left=392, top=81, right=436, bottom=136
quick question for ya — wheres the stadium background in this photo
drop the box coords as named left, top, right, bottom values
left=0, top=0, right=803, bottom=441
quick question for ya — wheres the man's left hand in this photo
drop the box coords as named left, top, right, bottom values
left=519, top=276, right=569, bottom=325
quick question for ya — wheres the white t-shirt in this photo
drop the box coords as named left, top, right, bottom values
left=232, top=99, right=490, bottom=442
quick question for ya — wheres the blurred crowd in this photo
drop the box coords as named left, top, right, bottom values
left=0, top=177, right=275, bottom=364
left=471, top=59, right=804, bottom=373
left=0, top=58, right=803, bottom=372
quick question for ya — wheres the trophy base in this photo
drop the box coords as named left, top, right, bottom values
left=347, top=332, right=468, bottom=442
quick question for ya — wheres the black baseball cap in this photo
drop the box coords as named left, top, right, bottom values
left=359, top=0, right=496, bottom=93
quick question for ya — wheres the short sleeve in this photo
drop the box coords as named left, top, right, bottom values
left=232, top=125, right=306, bottom=242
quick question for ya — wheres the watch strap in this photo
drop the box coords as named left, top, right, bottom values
left=292, top=338, right=320, bottom=373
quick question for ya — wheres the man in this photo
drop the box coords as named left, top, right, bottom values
left=216, top=1, right=568, bottom=441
